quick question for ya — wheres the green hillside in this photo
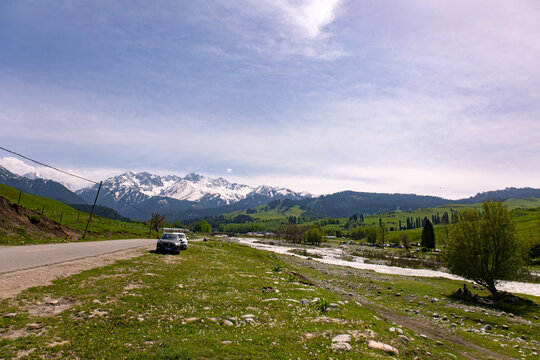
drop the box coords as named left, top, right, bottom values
left=207, top=197, right=540, bottom=246
left=0, top=183, right=150, bottom=245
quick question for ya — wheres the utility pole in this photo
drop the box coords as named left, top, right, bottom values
left=82, top=181, right=102, bottom=239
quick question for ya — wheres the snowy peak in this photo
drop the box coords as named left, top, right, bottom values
left=250, top=185, right=309, bottom=199
left=77, top=171, right=309, bottom=208
left=162, top=173, right=252, bottom=204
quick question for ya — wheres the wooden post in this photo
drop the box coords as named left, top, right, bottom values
left=77, top=213, right=80, bottom=221
left=59, top=212, right=63, bottom=224
left=83, top=181, right=102, bottom=239
left=17, top=191, right=22, bottom=204
left=41, top=205, right=45, bottom=214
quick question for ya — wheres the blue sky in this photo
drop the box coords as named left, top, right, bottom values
left=1, top=0, right=539, bottom=198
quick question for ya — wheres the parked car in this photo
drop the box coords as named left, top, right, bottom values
left=156, top=232, right=188, bottom=254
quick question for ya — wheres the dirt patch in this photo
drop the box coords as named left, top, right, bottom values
left=0, top=196, right=81, bottom=241
left=25, top=297, right=76, bottom=317
left=0, top=322, right=47, bottom=341
left=0, top=245, right=152, bottom=299
left=281, top=255, right=516, bottom=360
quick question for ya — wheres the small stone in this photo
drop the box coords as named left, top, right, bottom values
left=223, top=320, right=234, bottom=326
left=437, top=341, right=444, bottom=346
left=48, top=299, right=59, bottom=305
left=311, top=297, right=320, bottom=303
left=337, top=301, right=345, bottom=305
left=332, top=334, right=351, bottom=343
left=329, top=303, right=339, bottom=308
left=531, top=315, right=538, bottom=320
left=1, top=313, right=17, bottom=318
left=420, top=334, right=428, bottom=339
left=203, top=307, right=211, bottom=310
left=222, top=340, right=232, bottom=344
left=331, top=342, right=352, bottom=351
left=433, top=313, right=439, bottom=318
left=92, top=299, right=102, bottom=304
left=27, top=323, right=42, bottom=329
left=397, top=335, right=410, bottom=342
left=299, top=299, right=310, bottom=305
left=482, top=325, right=492, bottom=332
left=262, top=298, right=279, bottom=302
left=368, top=340, right=399, bottom=355
left=501, top=325, right=509, bottom=330
left=241, top=314, right=255, bottom=319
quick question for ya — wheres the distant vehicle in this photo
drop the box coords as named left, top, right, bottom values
left=156, top=232, right=188, bottom=254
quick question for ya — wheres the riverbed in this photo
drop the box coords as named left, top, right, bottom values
left=234, top=237, right=540, bottom=297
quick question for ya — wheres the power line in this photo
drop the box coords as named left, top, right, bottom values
left=0, top=146, right=145, bottom=215
left=0, top=146, right=99, bottom=184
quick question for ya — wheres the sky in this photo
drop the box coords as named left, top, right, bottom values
left=1, top=0, right=539, bottom=198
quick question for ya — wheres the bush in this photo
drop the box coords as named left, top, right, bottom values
left=315, top=298, right=330, bottom=312
left=28, top=215, right=40, bottom=224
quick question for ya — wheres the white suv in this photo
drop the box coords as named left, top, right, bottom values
left=156, top=232, right=188, bottom=254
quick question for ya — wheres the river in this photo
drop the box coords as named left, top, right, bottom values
left=233, top=237, right=540, bottom=297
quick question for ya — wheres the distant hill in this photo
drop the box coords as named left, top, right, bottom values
left=201, top=187, right=540, bottom=222
left=68, top=204, right=131, bottom=222
left=294, top=191, right=453, bottom=218
left=0, top=165, right=86, bottom=205
left=461, top=187, right=540, bottom=203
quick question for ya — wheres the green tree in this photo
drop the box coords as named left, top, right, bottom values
left=193, top=220, right=212, bottom=233
left=304, top=225, right=324, bottom=245
left=421, top=219, right=435, bottom=249
left=349, top=226, right=366, bottom=240
left=399, top=232, right=411, bottom=253
left=377, top=221, right=388, bottom=246
left=444, top=200, right=526, bottom=298
left=366, top=228, right=377, bottom=244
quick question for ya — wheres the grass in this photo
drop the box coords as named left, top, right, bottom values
left=0, top=183, right=151, bottom=245
left=0, top=240, right=538, bottom=359
left=211, top=197, right=540, bottom=248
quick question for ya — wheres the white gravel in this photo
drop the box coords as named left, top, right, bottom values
left=234, top=238, right=540, bottom=297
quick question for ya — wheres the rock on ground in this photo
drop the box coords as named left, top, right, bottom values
left=368, top=340, right=399, bottom=355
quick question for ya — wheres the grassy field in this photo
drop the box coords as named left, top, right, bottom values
left=221, top=198, right=540, bottom=248
left=0, top=183, right=150, bottom=245
left=0, top=240, right=538, bottom=359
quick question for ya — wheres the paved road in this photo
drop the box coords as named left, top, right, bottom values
left=0, top=239, right=156, bottom=274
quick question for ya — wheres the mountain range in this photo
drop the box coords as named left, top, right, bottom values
left=75, top=171, right=310, bottom=220
left=0, top=165, right=85, bottom=204
left=2, top=164, right=540, bottom=222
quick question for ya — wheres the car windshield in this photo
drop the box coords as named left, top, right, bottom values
left=160, top=233, right=178, bottom=240
left=173, top=233, right=186, bottom=239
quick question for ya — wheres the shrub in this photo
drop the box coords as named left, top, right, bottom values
left=28, top=215, right=41, bottom=224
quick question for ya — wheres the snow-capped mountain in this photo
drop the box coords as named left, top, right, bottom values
left=0, top=165, right=85, bottom=204
left=76, top=171, right=311, bottom=218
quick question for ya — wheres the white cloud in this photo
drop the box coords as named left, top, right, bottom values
left=0, top=156, right=122, bottom=190
left=211, top=0, right=346, bottom=60
left=269, top=0, right=343, bottom=39
left=0, top=157, right=35, bottom=175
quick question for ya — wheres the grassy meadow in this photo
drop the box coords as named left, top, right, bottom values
left=1, top=240, right=538, bottom=359
left=0, top=183, right=150, bottom=245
